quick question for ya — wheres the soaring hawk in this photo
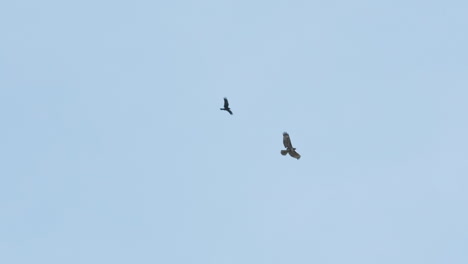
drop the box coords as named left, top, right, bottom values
left=220, top=97, right=233, bottom=115
left=281, top=132, right=301, bottom=159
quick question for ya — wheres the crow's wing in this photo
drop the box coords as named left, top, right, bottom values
left=223, top=98, right=229, bottom=108
left=227, top=109, right=233, bottom=115
left=283, top=132, right=293, bottom=149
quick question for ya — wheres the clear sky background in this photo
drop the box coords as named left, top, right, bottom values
left=1, top=0, right=467, bottom=263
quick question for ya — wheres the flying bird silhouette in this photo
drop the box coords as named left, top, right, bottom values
left=220, top=97, right=233, bottom=115
left=281, top=132, right=301, bottom=159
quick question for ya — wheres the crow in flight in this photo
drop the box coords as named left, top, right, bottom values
left=220, top=97, right=233, bottom=115
left=281, top=132, right=301, bottom=159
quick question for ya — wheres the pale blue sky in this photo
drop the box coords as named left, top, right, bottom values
left=1, top=0, right=467, bottom=263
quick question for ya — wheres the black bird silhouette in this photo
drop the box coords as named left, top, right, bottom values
left=220, top=97, right=233, bottom=115
left=281, top=132, right=301, bottom=159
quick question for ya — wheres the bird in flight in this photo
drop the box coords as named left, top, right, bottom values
left=220, top=97, right=233, bottom=115
left=281, top=132, right=301, bottom=159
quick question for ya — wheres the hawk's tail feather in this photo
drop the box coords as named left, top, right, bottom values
left=280, top=150, right=288, bottom=156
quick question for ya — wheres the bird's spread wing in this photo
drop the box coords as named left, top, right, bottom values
left=227, top=109, right=233, bottom=115
left=290, top=149, right=301, bottom=159
left=223, top=98, right=229, bottom=108
left=283, top=132, right=293, bottom=149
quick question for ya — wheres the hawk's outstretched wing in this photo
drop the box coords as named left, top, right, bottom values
left=289, top=149, right=301, bottom=160
left=283, top=132, right=293, bottom=149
